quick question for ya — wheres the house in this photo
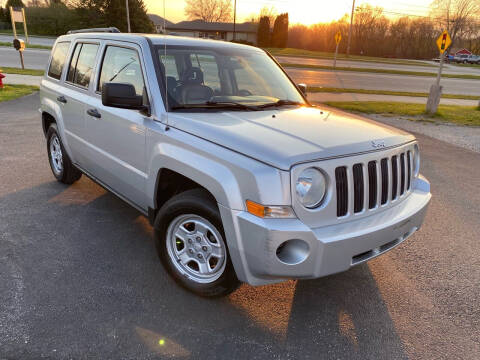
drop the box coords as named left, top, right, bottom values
left=451, top=48, right=472, bottom=56
left=148, top=14, right=174, bottom=34
left=148, top=15, right=258, bottom=45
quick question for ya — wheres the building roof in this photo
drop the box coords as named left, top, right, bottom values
left=167, top=20, right=257, bottom=33
left=148, top=14, right=175, bottom=27
left=452, top=48, right=472, bottom=55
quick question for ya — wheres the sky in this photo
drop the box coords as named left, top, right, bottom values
left=145, top=0, right=435, bottom=25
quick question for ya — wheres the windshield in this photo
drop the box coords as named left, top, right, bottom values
left=156, top=45, right=307, bottom=111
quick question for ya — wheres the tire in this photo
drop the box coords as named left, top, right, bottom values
left=154, top=189, right=240, bottom=297
left=46, top=123, right=82, bottom=184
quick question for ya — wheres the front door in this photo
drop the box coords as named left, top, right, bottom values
left=83, top=44, right=148, bottom=210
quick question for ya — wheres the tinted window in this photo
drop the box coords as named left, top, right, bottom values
left=67, top=43, right=99, bottom=88
left=98, top=46, right=145, bottom=96
left=48, top=42, right=70, bottom=80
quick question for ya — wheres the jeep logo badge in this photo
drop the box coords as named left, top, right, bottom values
left=371, top=140, right=386, bottom=148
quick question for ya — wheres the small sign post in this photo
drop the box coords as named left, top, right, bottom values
left=333, top=31, right=342, bottom=69
left=9, top=7, right=28, bottom=70
left=426, top=30, right=452, bottom=114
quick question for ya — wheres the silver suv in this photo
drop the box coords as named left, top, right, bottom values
left=40, top=30, right=431, bottom=297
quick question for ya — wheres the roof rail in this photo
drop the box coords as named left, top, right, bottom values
left=66, top=27, right=121, bottom=35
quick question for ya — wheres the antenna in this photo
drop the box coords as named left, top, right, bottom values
left=163, top=0, right=169, bottom=131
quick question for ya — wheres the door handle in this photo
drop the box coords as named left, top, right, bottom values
left=57, top=96, right=67, bottom=104
left=86, top=108, right=101, bottom=119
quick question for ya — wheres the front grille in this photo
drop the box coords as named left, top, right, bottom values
left=334, top=149, right=413, bottom=217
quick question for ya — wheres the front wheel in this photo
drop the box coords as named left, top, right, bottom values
left=46, top=124, right=82, bottom=184
left=154, top=189, right=240, bottom=297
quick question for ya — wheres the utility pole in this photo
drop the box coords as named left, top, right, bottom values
left=346, top=0, right=355, bottom=57
left=126, top=0, right=131, bottom=33
left=233, top=0, right=237, bottom=41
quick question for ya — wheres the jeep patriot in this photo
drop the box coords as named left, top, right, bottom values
left=40, top=29, right=431, bottom=297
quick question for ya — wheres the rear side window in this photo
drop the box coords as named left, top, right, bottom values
left=48, top=42, right=70, bottom=80
left=98, top=46, right=145, bottom=96
left=66, top=43, right=99, bottom=88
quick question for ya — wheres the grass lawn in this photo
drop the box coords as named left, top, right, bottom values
left=323, top=101, right=480, bottom=126
left=0, top=84, right=39, bottom=102
left=0, top=41, right=52, bottom=50
left=0, top=67, right=44, bottom=76
left=281, top=62, right=480, bottom=80
left=268, top=48, right=435, bottom=67
left=308, top=87, right=480, bottom=101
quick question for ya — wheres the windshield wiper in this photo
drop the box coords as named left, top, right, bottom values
left=171, top=101, right=258, bottom=111
left=257, top=99, right=304, bottom=109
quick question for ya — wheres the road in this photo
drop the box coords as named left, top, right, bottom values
left=1, top=46, right=479, bottom=97
left=287, top=68, right=480, bottom=96
left=1, top=94, right=479, bottom=359
left=0, top=34, right=56, bottom=47
left=277, top=56, right=480, bottom=76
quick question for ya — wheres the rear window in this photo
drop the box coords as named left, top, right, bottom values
left=47, top=42, right=70, bottom=80
left=66, top=43, right=99, bottom=88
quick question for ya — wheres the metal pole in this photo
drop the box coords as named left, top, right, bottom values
left=346, top=0, right=355, bottom=57
left=436, top=50, right=445, bottom=87
left=126, top=0, right=131, bottom=33
left=19, top=51, right=25, bottom=70
left=233, top=0, right=237, bottom=41
left=334, top=42, right=339, bottom=69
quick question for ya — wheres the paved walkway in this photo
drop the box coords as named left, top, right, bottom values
left=3, top=74, right=479, bottom=107
left=308, top=92, right=478, bottom=106
left=3, top=74, right=41, bottom=86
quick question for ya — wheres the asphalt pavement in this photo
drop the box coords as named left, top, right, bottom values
left=0, top=93, right=479, bottom=359
left=2, top=46, right=479, bottom=97
left=277, top=56, right=480, bottom=76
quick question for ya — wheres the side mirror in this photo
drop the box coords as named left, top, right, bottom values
left=297, top=83, right=307, bottom=95
left=102, top=82, right=146, bottom=111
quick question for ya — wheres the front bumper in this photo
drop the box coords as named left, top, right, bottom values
left=220, top=175, right=431, bottom=286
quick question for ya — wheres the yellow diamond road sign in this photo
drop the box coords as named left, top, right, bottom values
left=436, top=30, right=451, bottom=54
left=335, top=31, right=342, bottom=45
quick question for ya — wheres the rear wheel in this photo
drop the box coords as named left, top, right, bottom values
left=154, top=189, right=240, bottom=297
left=46, top=124, right=82, bottom=184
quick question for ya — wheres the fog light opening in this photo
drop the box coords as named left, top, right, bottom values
left=276, top=239, right=310, bottom=265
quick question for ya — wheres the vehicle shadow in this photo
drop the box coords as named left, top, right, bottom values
left=0, top=179, right=407, bottom=359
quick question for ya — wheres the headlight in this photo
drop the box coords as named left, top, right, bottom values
left=413, top=144, right=420, bottom=177
left=295, top=167, right=326, bottom=208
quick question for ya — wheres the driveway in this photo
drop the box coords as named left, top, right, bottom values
left=0, top=94, right=479, bottom=359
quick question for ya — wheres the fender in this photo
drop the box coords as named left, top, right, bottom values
left=146, top=142, right=244, bottom=211
left=40, top=85, right=75, bottom=161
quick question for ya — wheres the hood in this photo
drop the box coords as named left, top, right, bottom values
left=168, top=106, right=415, bottom=170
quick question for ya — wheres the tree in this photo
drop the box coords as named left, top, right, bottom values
left=430, top=0, right=480, bottom=46
left=271, top=13, right=288, bottom=48
left=184, top=0, right=232, bottom=23
left=5, top=0, right=25, bottom=8
left=104, top=0, right=154, bottom=33
left=257, top=16, right=270, bottom=47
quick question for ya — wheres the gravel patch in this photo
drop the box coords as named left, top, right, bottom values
left=366, top=114, right=480, bottom=153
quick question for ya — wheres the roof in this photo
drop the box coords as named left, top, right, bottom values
left=452, top=48, right=472, bottom=55
left=167, top=20, right=257, bottom=33
left=148, top=14, right=175, bottom=27
left=56, top=32, right=262, bottom=52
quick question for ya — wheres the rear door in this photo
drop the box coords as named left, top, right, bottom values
left=82, top=42, right=149, bottom=209
left=61, top=41, right=100, bottom=167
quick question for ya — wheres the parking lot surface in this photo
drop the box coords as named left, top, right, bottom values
left=1, top=94, right=479, bottom=359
